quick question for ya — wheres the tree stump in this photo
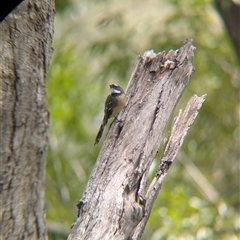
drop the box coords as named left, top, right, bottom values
left=68, top=39, right=206, bottom=240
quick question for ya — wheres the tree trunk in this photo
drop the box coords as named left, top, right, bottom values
left=68, top=39, right=206, bottom=240
left=214, top=0, right=240, bottom=61
left=0, top=0, right=54, bottom=239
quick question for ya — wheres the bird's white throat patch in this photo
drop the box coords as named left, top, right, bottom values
left=110, top=88, right=121, bottom=94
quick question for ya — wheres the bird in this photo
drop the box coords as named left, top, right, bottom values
left=94, top=84, right=126, bottom=145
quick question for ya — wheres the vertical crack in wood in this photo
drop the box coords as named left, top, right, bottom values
left=149, top=89, right=163, bottom=134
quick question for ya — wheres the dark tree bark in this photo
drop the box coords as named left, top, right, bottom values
left=214, top=0, right=240, bottom=61
left=68, top=39, right=206, bottom=240
left=0, top=0, right=54, bottom=239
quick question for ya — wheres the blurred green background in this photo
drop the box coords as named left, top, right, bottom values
left=46, top=0, right=239, bottom=239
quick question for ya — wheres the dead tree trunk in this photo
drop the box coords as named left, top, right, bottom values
left=68, top=39, right=206, bottom=240
left=0, top=0, right=54, bottom=239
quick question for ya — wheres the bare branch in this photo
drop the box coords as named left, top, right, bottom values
left=178, top=151, right=219, bottom=204
left=132, top=94, right=206, bottom=239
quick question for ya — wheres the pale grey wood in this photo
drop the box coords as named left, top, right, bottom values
left=0, top=0, right=54, bottom=239
left=132, top=94, right=206, bottom=239
left=68, top=39, right=205, bottom=240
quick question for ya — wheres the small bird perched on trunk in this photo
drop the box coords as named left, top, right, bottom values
left=94, top=84, right=126, bottom=145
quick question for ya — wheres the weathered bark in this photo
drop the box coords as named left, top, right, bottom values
left=68, top=39, right=206, bottom=240
left=131, top=94, right=206, bottom=239
left=0, top=0, right=54, bottom=239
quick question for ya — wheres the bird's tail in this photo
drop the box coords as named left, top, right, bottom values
left=94, top=123, right=105, bottom=145
left=94, top=115, right=108, bottom=145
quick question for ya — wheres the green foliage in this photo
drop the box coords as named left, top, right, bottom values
left=55, top=0, right=72, bottom=13
left=46, top=0, right=239, bottom=239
